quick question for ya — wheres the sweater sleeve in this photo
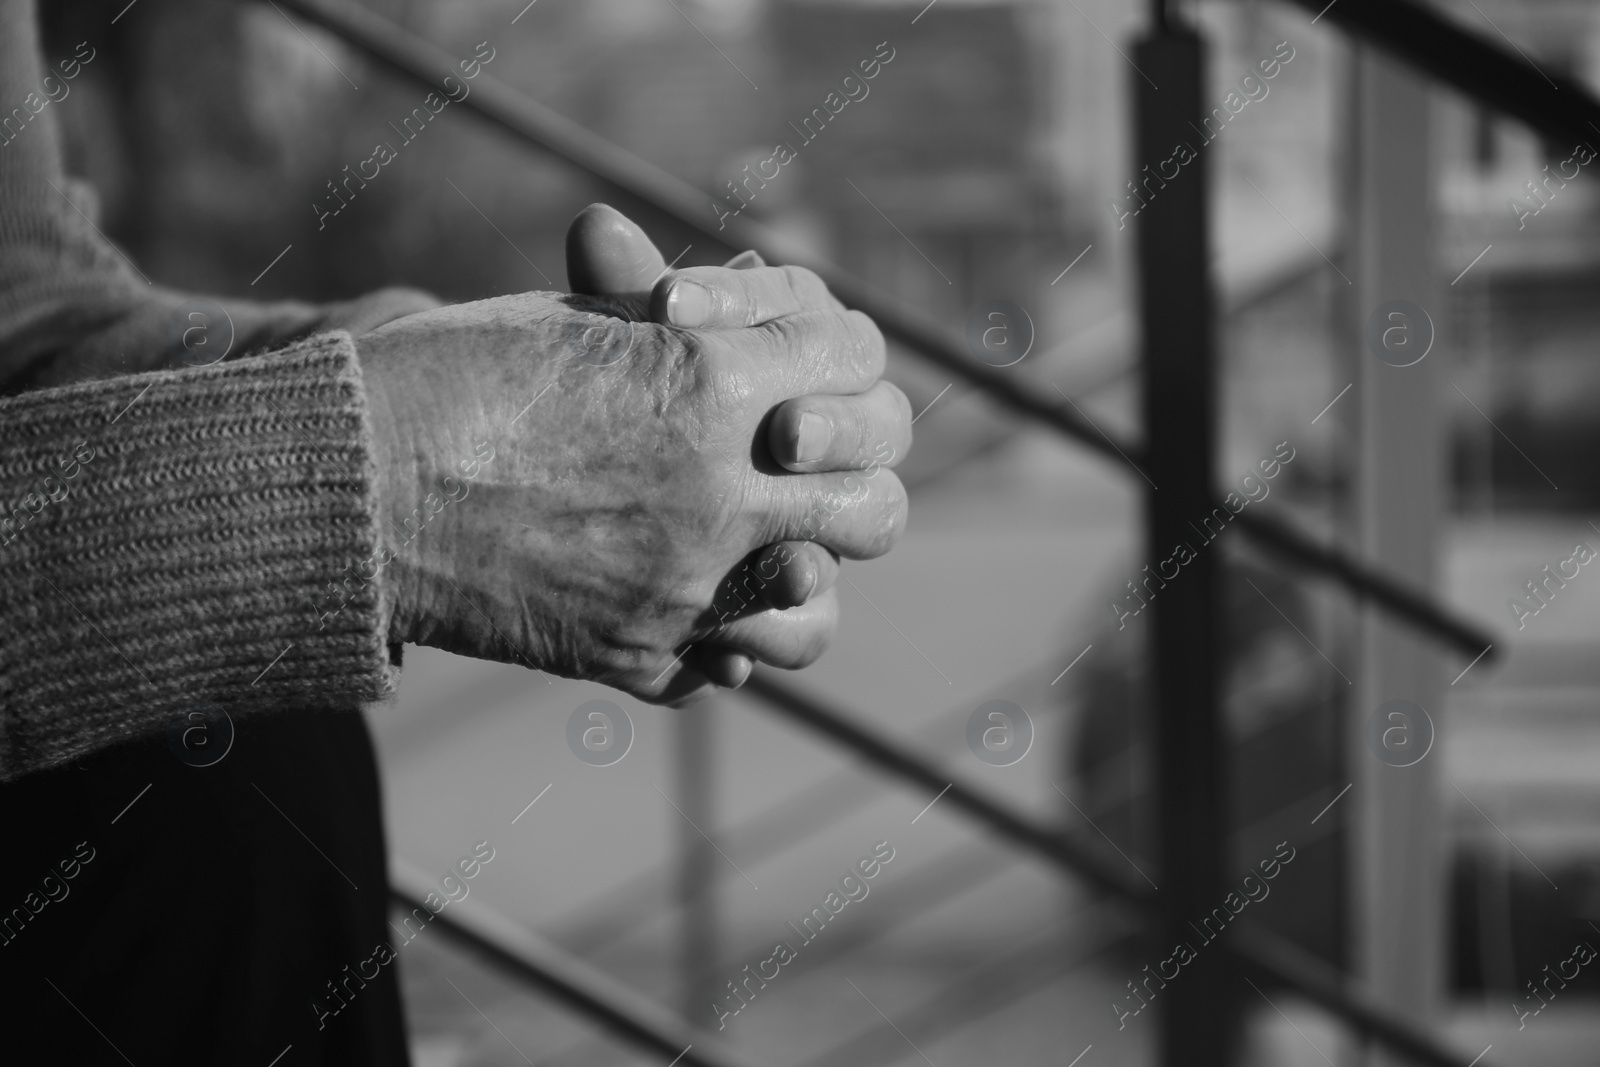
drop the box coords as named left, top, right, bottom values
left=0, top=331, right=400, bottom=779
left=0, top=0, right=420, bottom=779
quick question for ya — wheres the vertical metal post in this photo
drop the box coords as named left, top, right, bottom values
left=675, top=702, right=718, bottom=1025
left=1133, top=18, right=1234, bottom=1067
left=1349, top=45, right=1444, bottom=1067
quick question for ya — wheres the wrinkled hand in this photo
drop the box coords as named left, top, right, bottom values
left=358, top=230, right=910, bottom=702
left=564, top=205, right=908, bottom=689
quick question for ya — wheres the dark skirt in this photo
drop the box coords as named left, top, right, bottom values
left=0, top=705, right=410, bottom=1066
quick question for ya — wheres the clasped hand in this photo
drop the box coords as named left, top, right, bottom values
left=359, top=206, right=911, bottom=702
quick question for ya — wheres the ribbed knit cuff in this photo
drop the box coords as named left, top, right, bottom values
left=0, top=332, right=399, bottom=779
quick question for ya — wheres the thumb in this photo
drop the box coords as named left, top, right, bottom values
left=565, top=203, right=668, bottom=296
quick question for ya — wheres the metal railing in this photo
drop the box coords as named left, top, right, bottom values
left=1289, top=0, right=1600, bottom=148
left=246, top=0, right=1600, bottom=1063
left=740, top=675, right=1484, bottom=1067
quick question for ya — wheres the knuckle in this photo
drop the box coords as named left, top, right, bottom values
left=774, top=311, right=829, bottom=371
left=866, top=472, right=908, bottom=556
left=844, top=307, right=875, bottom=339
left=883, top=382, right=914, bottom=453
left=768, top=310, right=809, bottom=349
left=884, top=381, right=914, bottom=425
left=708, top=285, right=742, bottom=325
left=847, top=310, right=886, bottom=374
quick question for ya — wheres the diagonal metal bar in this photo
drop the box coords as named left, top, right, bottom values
left=1227, top=923, right=1488, bottom=1067
left=744, top=678, right=1150, bottom=904
left=268, top=0, right=1496, bottom=662
left=1283, top=0, right=1600, bottom=148
left=1230, top=508, right=1491, bottom=658
left=389, top=859, right=750, bottom=1067
left=741, top=673, right=1501, bottom=1067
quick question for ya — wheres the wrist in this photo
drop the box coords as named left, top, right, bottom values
left=355, top=332, right=423, bottom=646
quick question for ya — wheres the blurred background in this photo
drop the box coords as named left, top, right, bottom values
left=35, top=0, right=1600, bottom=1063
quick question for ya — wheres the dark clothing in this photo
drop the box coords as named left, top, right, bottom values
left=0, top=707, right=410, bottom=1067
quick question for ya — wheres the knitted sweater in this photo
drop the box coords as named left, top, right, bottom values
left=0, top=0, right=400, bottom=779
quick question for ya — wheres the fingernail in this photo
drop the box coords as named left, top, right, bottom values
left=666, top=281, right=710, bottom=328
left=727, top=655, right=754, bottom=689
left=795, top=412, right=831, bottom=464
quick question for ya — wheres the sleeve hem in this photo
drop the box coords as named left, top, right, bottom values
left=0, top=331, right=400, bottom=779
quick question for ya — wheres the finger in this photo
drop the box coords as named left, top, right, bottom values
left=565, top=203, right=667, bottom=296
left=766, top=468, right=908, bottom=561
left=768, top=381, right=912, bottom=473
left=704, top=308, right=885, bottom=399
left=623, top=252, right=769, bottom=359
left=652, top=264, right=844, bottom=329
left=713, top=542, right=840, bottom=622
left=705, top=588, right=839, bottom=671
left=689, top=646, right=755, bottom=688
left=750, top=541, right=840, bottom=608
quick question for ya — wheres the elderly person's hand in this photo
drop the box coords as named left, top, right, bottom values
left=564, top=204, right=898, bottom=690
left=358, top=208, right=911, bottom=703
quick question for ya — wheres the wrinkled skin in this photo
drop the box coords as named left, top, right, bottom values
left=359, top=282, right=908, bottom=702
left=564, top=204, right=892, bottom=687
